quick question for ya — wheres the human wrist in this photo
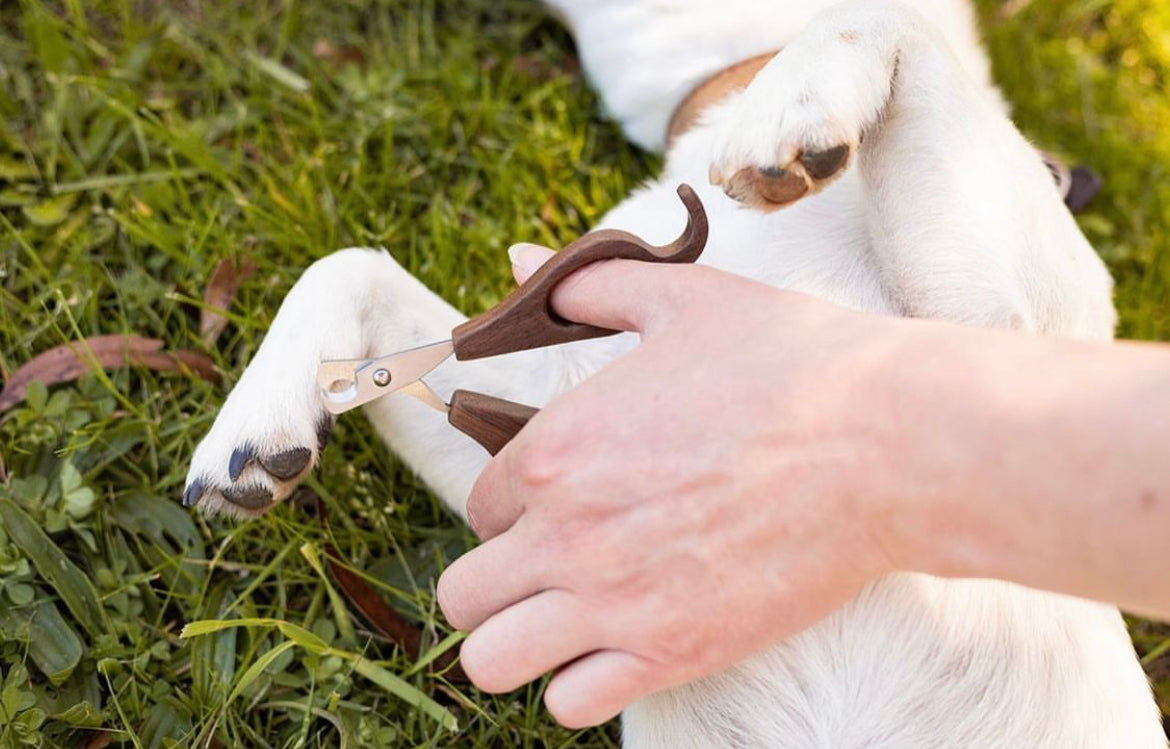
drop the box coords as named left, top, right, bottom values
left=816, top=306, right=1170, bottom=615
left=860, top=318, right=1029, bottom=582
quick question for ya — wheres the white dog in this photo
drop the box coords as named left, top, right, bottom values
left=185, top=1, right=1166, bottom=745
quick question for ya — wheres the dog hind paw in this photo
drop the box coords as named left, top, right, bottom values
left=710, top=144, right=853, bottom=210
left=708, top=2, right=901, bottom=210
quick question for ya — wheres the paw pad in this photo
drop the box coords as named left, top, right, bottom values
left=221, top=484, right=275, bottom=511
left=713, top=144, right=853, bottom=211
left=184, top=440, right=320, bottom=515
left=799, top=145, right=851, bottom=180
left=259, top=447, right=313, bottom=480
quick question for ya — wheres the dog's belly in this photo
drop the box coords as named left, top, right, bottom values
left=621, top=575, right=1160, bottom=748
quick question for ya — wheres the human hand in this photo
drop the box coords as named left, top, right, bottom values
left=436, top=244, right=907, bottom=727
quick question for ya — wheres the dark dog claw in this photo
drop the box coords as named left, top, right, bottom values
left=229, top=445, right=256, bottom=482
left=182, top=480, right=205, bottom=508
left=316, top=416, right=334, bottom=452
left=1066, top=166, right=1102, bottom=214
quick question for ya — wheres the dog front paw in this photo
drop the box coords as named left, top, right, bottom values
left=184, top=354, right=332, bottom=517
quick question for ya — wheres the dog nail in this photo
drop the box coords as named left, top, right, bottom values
left=1066, top=166, right=1103, bottom=213
left=229, top=445, right=256, bottom=482
left=182, top=480, right=205, bottom=508
left=316, top=415, right=334, bottom=452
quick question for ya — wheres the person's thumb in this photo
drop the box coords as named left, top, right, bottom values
left=507, top=242, right=690, bottom=334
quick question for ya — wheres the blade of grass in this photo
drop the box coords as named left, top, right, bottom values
left=300, top=542, right=358, bottom=645
left=181, top=618, right=458, bottom=731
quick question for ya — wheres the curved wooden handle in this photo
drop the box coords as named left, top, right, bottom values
left=447, top=390, right=539, bottom=456
left=452, top=184, right=709, bottom=361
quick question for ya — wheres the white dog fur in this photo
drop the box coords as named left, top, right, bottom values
left=185, top=1, right=1166, bottom=745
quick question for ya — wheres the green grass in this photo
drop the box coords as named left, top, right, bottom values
left=0, top=0, right=1167, bottom=746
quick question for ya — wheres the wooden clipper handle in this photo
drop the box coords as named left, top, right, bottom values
left=444, top=184, right=709, bottom=454
left=451, top=184, right=709, bottom=361
left=447, top=390, right=539, bottom=456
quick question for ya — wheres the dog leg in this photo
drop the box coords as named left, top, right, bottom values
left=184, top=248, right=574, bottom=519
left=543, top=0, right=991, bottom=152
left=708, top=0, right=1116, bottom=338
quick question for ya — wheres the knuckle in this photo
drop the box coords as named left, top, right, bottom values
left=534, top=514, right=591, bottom=567
left=666, top=632, right=717, bottom=678
left=508, top=436, right=571, bottom=492
left=664, top=628, right=708, bottom=669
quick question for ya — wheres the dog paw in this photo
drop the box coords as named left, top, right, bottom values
left=710, top=144, right=854, bottom=210
left=709, top=5, right=897, bottom=210
left=184, top=356, right=332, bottom=518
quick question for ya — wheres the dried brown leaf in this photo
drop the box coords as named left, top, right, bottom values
left=513, top=53, right=580, bottom=82
left=324, top=544, right=466, bottom=680
left=0, top=335, right=219, bottom=413
left=200, top=257, right=256, bottom=347
left=313, top=38, right=367, bottom=66
left=76, top=730, right=115, bottom=749
left=325, top=543, right=423, bottom=655
left=299, top=491, right=466, bottom=681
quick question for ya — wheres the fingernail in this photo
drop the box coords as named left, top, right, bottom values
left=508, top=243, right=551, bottom=283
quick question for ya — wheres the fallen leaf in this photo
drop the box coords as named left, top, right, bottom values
left=201, top=257, right=256, bottom=347
left=0, top=335, right=219, bottom=413
left=313, top=38, right=366, bottom=66
left=512, top=53, right=580, bottom=82
left=76, top=730, right=115, bottom=749
left=324, top=543, right=423, bottom=655
left=298, top=491, right=466, bottom=681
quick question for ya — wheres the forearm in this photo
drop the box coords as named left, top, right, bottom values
left=878, top=320, right=1170, bottom=617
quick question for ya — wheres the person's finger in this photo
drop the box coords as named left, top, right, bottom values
left=542, top=649, right=662, bottom=729
left=509, top=243, right=555, bottom=284
left=458, top=589, right=598, bottom=694
left=507, top=241, right=698, bottom=334
left=436, top=520, right=546, bottom=631
left=464, top=438, right=529, bottom=541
